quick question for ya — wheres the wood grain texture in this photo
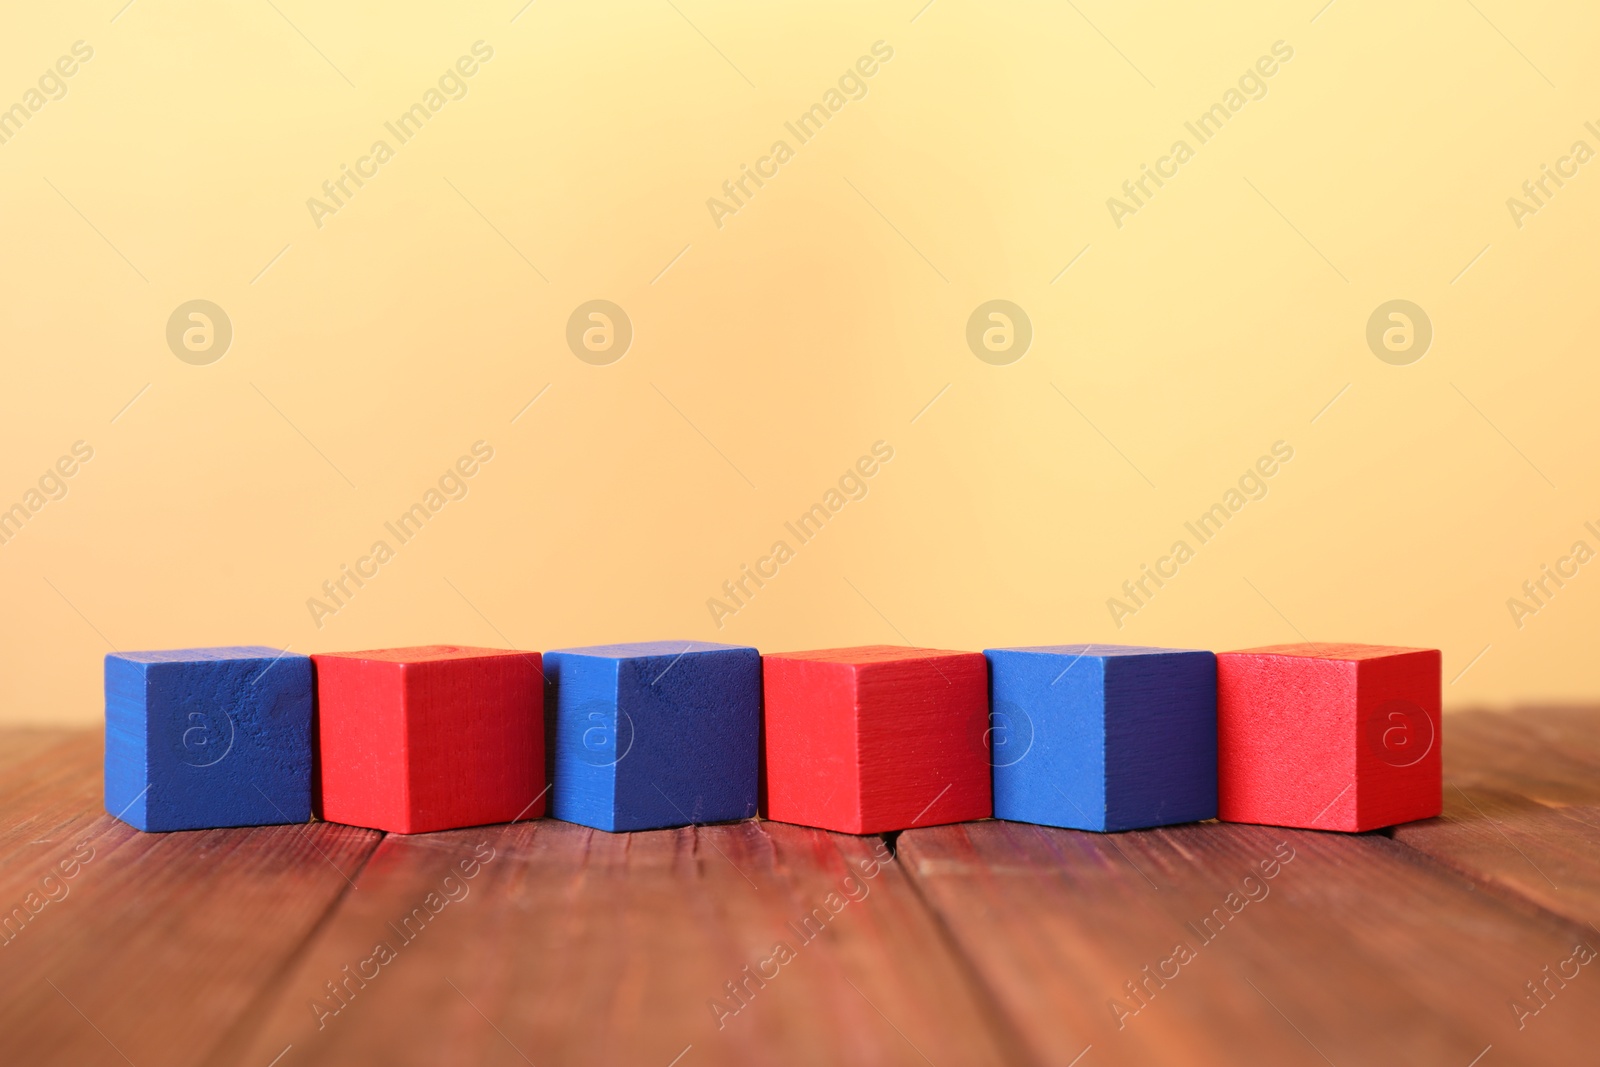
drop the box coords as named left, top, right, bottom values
left=1442, top=707, right=1600, bottom=806
left=5, top=709, right=1600, bottom=1066
left=1393, top=709, right=1600, bottom=932
left=900, top=818, right=1600, bottom=1066
left=0, top=732, right=382, bottom=1067
left=1395, top=784, right=1600, bottom=931
left=1216, top=643, right=1441, bottom=831
left=763, top=645, right=991, bottom=834
left=0, top=728, right=74, bottom=776
left=218, top=818, right=1019, bottom=1066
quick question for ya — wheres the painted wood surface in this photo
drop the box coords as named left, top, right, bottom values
left=986, top=644, right=1216, bottom=831
left=104, top=646, right=313, bottom=831
left=898, top=818, right=1599, bottom=1065
left=1, top=707, right=1598, bottom=1066
left=1442, top=707, right=1600, bottom=806
left=0, top=732, right=382, bottom=1067
left=219, top=819, right=1017, bottom=1066
left=762, top=645, right=992, bottom=834
left=1216, top=642, right=1442, bottom=831
left=313, top=645, right=545, bottom=834
left=1395, top=708, right=1600, bottom=933
left=545, top=640, right=761, bottom=831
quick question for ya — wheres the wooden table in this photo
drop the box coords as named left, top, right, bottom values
left=1, top=710, right=1597, bottom=1066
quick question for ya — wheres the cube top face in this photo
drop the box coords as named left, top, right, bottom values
left=544, top=642, right=761, bottom=701
left=993, top=643, right=1202, bottom=660
left=313, top=646, right=544, bottom=834
left=545, top=642, right=760, bottom=832
left=768, top=644, right=968, bottom=669
left=546, top=639, right=750, bottom=661
left=763, top=645, right=991, bottom=834
left=985, top=646, right=1216, bottom=832
left=1216, top=645, right=1440, bottom=831
left=314, top=644, right=531, bottom=667
left=1226, top=642, right=1434, bottom=663
left=115, top=645, right=289, bottom=666
left=104, top=649, right=313, bottom=832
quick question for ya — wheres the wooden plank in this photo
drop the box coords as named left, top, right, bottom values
left=0, top=732, right=383, bottom=1067
left=901, top=818, right=1600, bottom=1066
left=216, top=818, right=1021, bottom=1066
left=1394, top=783, right=1600, bottom=931
left=0, top=731, right=119, bottom=896
left=4, top=708, right=1599, bottom=1066
left=1391, top=709, right=1600, bottom=934
left=0, top=728, right=75, bottom=777
left=1443, top=708, right=1600, bottom=806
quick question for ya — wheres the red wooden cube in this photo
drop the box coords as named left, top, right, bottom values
left=1217, top=643, right=1441, bottom=832
left=313, top=645, right=544, bottom=834
left=762, top=645, right=991, bottom=834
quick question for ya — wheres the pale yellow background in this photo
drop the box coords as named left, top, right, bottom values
left=2, top=0, right=1596, bottom=725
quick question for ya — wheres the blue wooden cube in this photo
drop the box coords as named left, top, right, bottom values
left=544, top=640, right=760, bottom=832
left=104, top=647, right=313, bottom=832
left=985, top=644, right=1216, bottom=831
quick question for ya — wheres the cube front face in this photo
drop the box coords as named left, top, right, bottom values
left=987, top=649, right=1107, bottom=828
left=987, top=645, right=1216, bottom=832
left=547, top=641, right=761, bottom=832
left=312, top=654, right=409, bottom=831
left=314, top=646, right=544, bottom=834
left=1354, top=651, right=1442, bottom=829
left=1103, top=650, right=1217, bottom=830
left=1218, top=643, right=1441, bottom=831
left=104, top=647, right=313, bottom=832
left=760, top=654, right=862, bottom=833
left=764, top=646, right=991, bottom=835
left=544, top=653, right=622, bottom=829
